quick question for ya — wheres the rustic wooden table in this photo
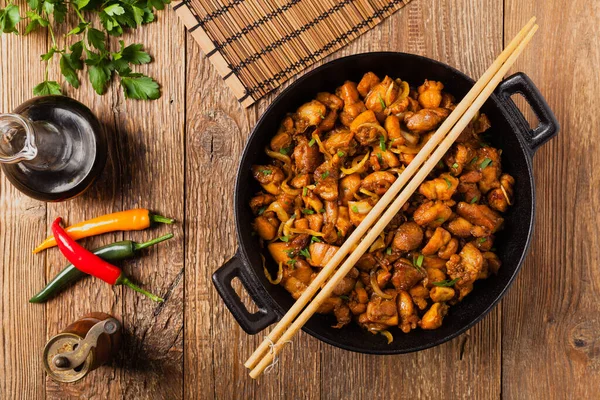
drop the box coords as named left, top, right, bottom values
left=1, top=0, right=598, bottom=398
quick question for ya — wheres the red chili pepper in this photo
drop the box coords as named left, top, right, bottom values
left=51, top=217, right=164, bottom=302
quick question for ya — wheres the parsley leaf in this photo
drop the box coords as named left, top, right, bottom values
left=60, top=54, right=80, bottom=88
left=119, top=42, right=151, bottom=64
left=87, top=28, right=106, bottom=51
left=33, top=80, right=61, bottom=96
left=120, top=75, right=160, bottom=100
left=0, top=4, right=21, bottom=34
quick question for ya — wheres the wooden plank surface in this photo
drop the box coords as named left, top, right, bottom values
left=1, top=0, right=599, bottom=398
left=501, top=1, right=600, bottom=398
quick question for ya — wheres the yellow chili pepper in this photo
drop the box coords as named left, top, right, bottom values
left=33, top=209, right=174, bottom=254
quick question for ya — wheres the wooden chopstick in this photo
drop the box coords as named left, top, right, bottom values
left=246, top=18, right=538, bottom=377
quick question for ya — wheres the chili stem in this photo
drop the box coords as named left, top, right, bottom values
left=133, top=233, right=174, bottom=251
left=150, top=214, right=175, bottom=224
left=118, top=277, right=164, bottom=302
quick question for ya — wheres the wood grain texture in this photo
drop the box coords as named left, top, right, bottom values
left=0, top=8, right=48, bottom=400
left=502, top=1, right=600, bottom=399
left=2, top=0, right=599, bottom=398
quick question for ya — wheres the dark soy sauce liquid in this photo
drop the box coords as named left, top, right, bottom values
left=1, top=96, right=107, bottom=202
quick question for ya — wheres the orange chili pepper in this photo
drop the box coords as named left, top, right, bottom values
left=33, top=209, right=174, bottom=254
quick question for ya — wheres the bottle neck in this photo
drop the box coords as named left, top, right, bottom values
left=0, top=112, right=69, bottom=169
left=0, top=113, right=37, bottom=164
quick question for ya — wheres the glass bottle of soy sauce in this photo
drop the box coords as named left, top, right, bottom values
left=0, top=96, right=107, bottom=202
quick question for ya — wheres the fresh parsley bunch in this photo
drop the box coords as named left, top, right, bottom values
left=0, top=0, right=170, bottom=100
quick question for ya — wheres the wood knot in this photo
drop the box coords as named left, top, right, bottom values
left=568, top=320, right=600, bottom=365
left=190, top=110, right=239, bottom=160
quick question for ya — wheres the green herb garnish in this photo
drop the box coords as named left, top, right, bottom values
left=287, top=259, right=297, bottom=266
left=260, top=169, right=272, bottom=175
left=435, top=217, right=445, bottom=223
left=379, top=135, right=386, bottom=151
left=303, top=187, right=308, bottom=196
left=321, top=171, right=330, bottom=179
left=257, top=206, right=266, bottom=215
left=311, top=236, right=322, bottom=243
left=470, top=156, right=479, bottom=166
left=378, top=93, right=386, bottom=110
left=437, top=160, right=444, bottom=169
left=386, top=247, right=392, bottom=255
left=478, top=237, right=487, bottom=244
left=0, top=0, right=166, bottom=99
left=351, top=205, right=359, bottom=213
left=302, top=208, right=315, bottom=215
left=319, top=208, right=325, bottom=213
left=452, top=162, right=459, bottom=169
left=299, top=248, right=310, bottom=258
left=339, top=295, right=350, bottom=301
left=479, top=157, right=492, bottom=169
left=432, top=278, right=459, bottom=287
left=413, top=254, right=424, bottom=272
left=377, top=153, right=383, bottom=163
left=318, top=110, right=326, bottom=119
left=279, top=147, right=289, bottom=155
left=337, top=150, right=345, bottom=157
left=308, top=138, right=316, bottom=147
left=280, top=236, right=290, bottom=243
left=470, top=196, right=479, bottom=204
left=444, top=177, right=452, bottom=189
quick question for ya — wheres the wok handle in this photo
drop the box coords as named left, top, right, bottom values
left=212, top=253, right=277, bottom=334
left=496, top=72, right=559, bottom=153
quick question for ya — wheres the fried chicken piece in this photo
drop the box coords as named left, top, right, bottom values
left=446, top=243, right=483, bottom=300
left=295, top=100, right=327, bottom=132
left=421, top=227, right=452, bottom=255
left=391, top=258, right=426, bottom=290
left=483, top=251, right=502, bottom=275
left=316, top=92, right=344, bottom=111
left=366, top=290, right=399, bottom=326
left=356, top=253, right=378, bottom=272
left=307, top=242, right=338, bottom=267
left=365, top=76, right=398, bottom=119
left=323, top=128, right=356, bottom=156
left=348, top=200, right=373, bottom=226
left=336, top=206, right=353, bottom=238
left=444, top=143, right=473, bottom=176
left=487, top=174, right=514, bottom=212
left=392, top=222, right=424, bottom=252
left=440, top=92, right=455, bottom=108
left=413, top=201, right=453, bottom=228
left=361, top=171, right=397, bottom=196
left=249, top=193, right=276, bottom=214
left=270, top=116, right=294, bottom=152
left=409, top=285, right=429, bottom=310
left=332, top=303, right=352, bottom=328
left=417, top=80, right=444, bottom=109
left=253, top=212, right=280, bottom=240
left=419, top=173, right=459, bottom=200
left=447, top=217, right=474, bottom=238
left=476, top=147, right=502, bottom=194
left=350, top=110, right=382, bottom=146
left=349, top=286, right=369, bottom=315
left=357, top=72, right=381, bottom=97
left=318, top=110, right=337, bottom=132
left=317, top=296, right=343, bottom=314
left=293, top=135, right=323, bottom=174
left=339, top=173, right=361, bottom=205
left=438, top=237, right=459, bottom=259
left=281, top=260, right=315, bottom=300
left=384, top=115, right=405, bottom=146
left=456, top=202, right=504, bottom=233
left=251, top=164, right=285, bottom=195
left=314, top=161, right=339, bottom=201
left=419, top=302, right=449, bottom=330
left=333, top=268, right=358, bottom=296
left=397, top=290, right=420, bottom=333
left=337, top=81, right=366, bottom=127
left=430, top=287, right=455, bottom=303
left=404, top=108, right=450, bottom=133
left=370, top=148, right=401, bottom=170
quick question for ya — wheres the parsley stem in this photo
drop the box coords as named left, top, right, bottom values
left=45, top=16, right=57, bottom=47
left=73, top=6, right=87, bottom=24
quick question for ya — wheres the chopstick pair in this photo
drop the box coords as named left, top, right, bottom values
left=245, top=17, right=539, bottom=379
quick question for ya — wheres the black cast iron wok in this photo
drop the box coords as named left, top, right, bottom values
left=212, top=52, right=558, bottom=354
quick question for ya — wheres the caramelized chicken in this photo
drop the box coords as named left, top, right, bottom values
left=251, top=72, right=514, bottom=337
left=404, top=108, right=450, bottom=133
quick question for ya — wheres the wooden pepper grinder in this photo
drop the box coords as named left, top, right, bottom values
left=43, top=312, right=121, bottom=383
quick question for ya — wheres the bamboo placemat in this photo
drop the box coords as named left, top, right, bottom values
left=173, top=0, right=412, bottom=107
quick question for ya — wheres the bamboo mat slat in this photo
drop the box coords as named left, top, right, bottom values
left=173, top=0, right=412, bottom=107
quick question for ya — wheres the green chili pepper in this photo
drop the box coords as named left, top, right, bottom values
left=29, top=233, right=174, bottom=303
